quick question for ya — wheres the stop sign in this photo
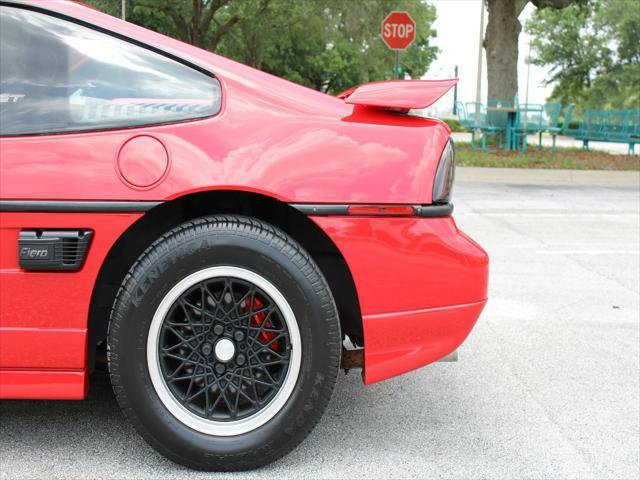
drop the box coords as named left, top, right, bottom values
left=381, top=11, right=416, bottom=51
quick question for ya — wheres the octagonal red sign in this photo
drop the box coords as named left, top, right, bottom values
left=381, top=11, right=416, bottom=51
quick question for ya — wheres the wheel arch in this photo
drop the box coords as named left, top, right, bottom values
left=88, top=189, right=363, bottom=370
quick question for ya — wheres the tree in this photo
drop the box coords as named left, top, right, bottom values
left=131, top=0, right=251, bottom=50
left=87, top=0, right=438, bottom=95
left=86, top=0, right=122, bottom=17
left=484, top=0, right=579, bottom=102
left=525, top=0, right=640, bottom=111
left=217, top=0, right=438, bottom=93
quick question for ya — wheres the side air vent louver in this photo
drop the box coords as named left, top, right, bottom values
left=18, top=230, right=93, bottom=271
left=61, top=236, right=80, bottom=265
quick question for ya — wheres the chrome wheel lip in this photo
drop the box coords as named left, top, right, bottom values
left=147, top=266, right=302, bottom=437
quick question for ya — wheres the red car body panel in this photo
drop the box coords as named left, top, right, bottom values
left=312, top=216, right=488, bottom=384
left=0, top=104, right=451, bottom=205
left=0, top=369, right=88, bottom=400
left=0, top=212, right=142, bottom=367
left=0, top=0, right=488, bottom=398
left=312, top=217, right=488, bottom=315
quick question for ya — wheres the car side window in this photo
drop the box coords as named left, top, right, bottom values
left=0, top=6, right=221, bottom=136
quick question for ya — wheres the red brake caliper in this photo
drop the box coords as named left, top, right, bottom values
left=244, top=297, right=279, bottom=351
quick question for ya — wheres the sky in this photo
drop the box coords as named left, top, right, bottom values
left=423, top=0, right=555, bottom=114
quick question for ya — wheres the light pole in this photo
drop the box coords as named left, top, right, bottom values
left=475, top=1, right=485, bottom=122
left=524, top=43, right=532, bottom=107
left=453, top=65, right=459, bottom=115
left=121, top=0, right=126, bottom=20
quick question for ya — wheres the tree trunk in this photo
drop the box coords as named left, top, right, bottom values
left=485, top=0, right=522, bottom=102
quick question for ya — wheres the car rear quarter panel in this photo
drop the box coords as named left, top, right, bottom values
left=1, top=1, right=450, bottom=206
left=0, top=104, right=450, bottom=205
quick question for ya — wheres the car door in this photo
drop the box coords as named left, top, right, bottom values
left=0, top=4, right=221, bottom=377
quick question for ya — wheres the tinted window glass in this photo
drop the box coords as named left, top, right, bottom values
left=0, top=6, right=221, bottom=135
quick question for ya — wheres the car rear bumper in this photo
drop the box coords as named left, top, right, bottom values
left=361, top=300, right=486, bottom=383
left=311, top=215, right=489, bottom=384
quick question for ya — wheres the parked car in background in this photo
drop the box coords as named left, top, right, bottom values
left=0, top=0, right=488, bottom=471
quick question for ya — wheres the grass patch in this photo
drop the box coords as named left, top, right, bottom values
left=456, top=143, right=640, bottom=171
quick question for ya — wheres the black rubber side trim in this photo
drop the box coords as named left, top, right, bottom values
left=289, top=205, right=350, bottom=216
left=290, top=203, right=454, bottom=217
left=0, top=200, right=162, bottom=213
left=414, top=203, right=454, bottom=217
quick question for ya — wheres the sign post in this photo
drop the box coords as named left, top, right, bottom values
left=381, top=11, right=416, bottom=80
left=394, top=51, right=400, bottom=79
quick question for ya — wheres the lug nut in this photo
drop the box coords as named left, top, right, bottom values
left=213, top=324, right=224, bottom=335
left=236, top=354, right=246, bottom=366
left=201, top=342, right=212, bottom=356
left=234, top=331, right=244, bottom=341
left=215, top=363, right=225, bottom=375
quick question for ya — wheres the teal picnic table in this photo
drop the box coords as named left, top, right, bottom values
left=486, top=105, right=517, bottom=150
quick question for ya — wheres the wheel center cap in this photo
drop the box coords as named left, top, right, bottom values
left=214, top=338, right=235, bottom=362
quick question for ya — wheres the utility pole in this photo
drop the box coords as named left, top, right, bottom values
left=475, top=0, right=485, bottom=121
left=453, top=65, right=459, bottom=115
left=525, top=42, right=532, bottom=106
left=121, top=0, right=126, bottom=20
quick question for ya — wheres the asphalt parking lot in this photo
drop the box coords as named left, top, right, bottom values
left=1, top=168, right=639, bottom=480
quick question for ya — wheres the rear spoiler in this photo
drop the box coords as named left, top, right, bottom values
left=337, top=79, right=458, bottom=112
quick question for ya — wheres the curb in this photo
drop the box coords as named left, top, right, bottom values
left=456, top=167, right=640, bottom=187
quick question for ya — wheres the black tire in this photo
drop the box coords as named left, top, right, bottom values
left=108, top=215, right=341, bottom=471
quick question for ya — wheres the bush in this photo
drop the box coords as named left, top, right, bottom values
left=443, top=118, right=465, bottom=132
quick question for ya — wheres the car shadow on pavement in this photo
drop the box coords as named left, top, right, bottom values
left=0, top=367, right=474, bottom=478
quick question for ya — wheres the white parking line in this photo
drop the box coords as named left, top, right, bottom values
left=460, top=212, right=639, bottom=218
left=536, top=250, right=640, bottom=255
left=492, top=243, right=640, bottom=248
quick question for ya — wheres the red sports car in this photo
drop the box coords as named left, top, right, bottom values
left=0, top=0, right=488, bottom=471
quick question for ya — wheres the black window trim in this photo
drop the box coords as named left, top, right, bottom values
left=0, top=1, right=222, bottom=137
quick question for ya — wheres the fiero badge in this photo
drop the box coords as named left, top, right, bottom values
left=20, top=246, right=51, bottom=259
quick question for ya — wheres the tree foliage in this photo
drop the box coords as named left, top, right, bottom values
left=86, top=0, right=438, bottom=94
left=525, top=0, right=640, bottom=111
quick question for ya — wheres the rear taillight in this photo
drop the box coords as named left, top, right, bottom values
left=432, top=139, right=455, bottom=204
